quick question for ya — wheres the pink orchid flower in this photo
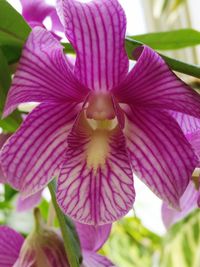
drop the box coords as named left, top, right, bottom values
left=0, top=222, right=115, bottom=267
left=1, top=0, right=200, bottom=225
left=20, top=0, right=63, bottom=37
left=162, top=112, right=200, bottom=228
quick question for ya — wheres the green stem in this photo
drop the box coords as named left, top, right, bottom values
left=47, top=201, right=55, bottom=227
left=48, top=180, right=81, bottom=267
left=125, top=37, right=200, bottom=78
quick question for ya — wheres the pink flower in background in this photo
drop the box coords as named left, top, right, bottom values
left=0, top=222, right=115, bottom=267
left=20, top=0, right=63, bottom=37
left=1, top=0, right=200, bottom=225
left=162, top=181, right=200, bottom=228
left=162, top=113, right=200, bottom=228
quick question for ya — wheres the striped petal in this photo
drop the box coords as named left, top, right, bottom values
left=16, top=190, right=42, bottom=212
left=59, top=0, right=129, bottom=91
left=83, top=251, right=116, bottom=267
left=57, top=114, right=134, bottom=225
left=124, top=106, right=197, bottom=208
left=162, top=181, right=199, bottom=228
left=170, top=112, right=200, bottom=135
left=0, top=226, right=24, bottom=267
left=75, top=223, right=111, bottom=251
left=4, top=27, right=88, bottom=117
left=0, top=102, right=79, bottom=196
left=170, top=112, right=200, bottom=165
left=113, top=46, right=200, bottom=118
left=0, top=134, right=10, bottom=183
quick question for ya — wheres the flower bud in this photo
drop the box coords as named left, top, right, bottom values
left=13, top=208, right=69, bottom=267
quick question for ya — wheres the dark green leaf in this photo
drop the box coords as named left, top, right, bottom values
left=1, top=45, right=22, bottom=64
left=0, top=48, right=22, bottom=131
left=129, top=29, right=200, bottom=50
left=0, top=0, right=30, bottom=46
left=4, top=184, right=17, bottom=201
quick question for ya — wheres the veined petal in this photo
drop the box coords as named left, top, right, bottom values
left=75, top=223, right=111, bottom=251
left=162, top=181, right=199, bottom=228
left=0, top=134, right=10, bottom=183
left=113, top=46, right=200, bottom=118
left=169, top=112, right=200, bottom=165
left=4, top=27, right=88, bottom=117
left=57, top=114, right=134, bottom=225
left=17, top=190, right=42, bottom=212
left=124, top=106, right=197, bottom=208
left=0, top=226, right=24, bottom=267
left=59, top=0, right=129, bottom=91
left=83, top=251, right=116, bottom=267
left=170, top=112, right=200, bottom=136
left=0, top=102, right=79, bottom=196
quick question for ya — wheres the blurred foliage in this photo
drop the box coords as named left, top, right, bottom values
left=160, top=209, right=200, bottom=267
left=101, top=217, right=162, bottom=267
left=155, top=0, right=187, bottom=16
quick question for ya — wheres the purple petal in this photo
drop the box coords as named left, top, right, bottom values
left=59, top=0, right=129, bottom=91
left=170, top=112, right=200, bottom=165
left=75, top=223, right=111, bottom=251
left=0, top=226, right=24, bottom=267
left=113, top=46, right=200, bottom=118
left=50, top=9, right=64, bottom=33
left=16, top=190, right=42, bottom=212
left=83, top=250, right=116, bottom=267
left=170, top=112, right=200, bottom=136
left=0, top=134, right=11, bottom=183
left=20, top=0, right=53, bottom=24
left=3, top=27, right=88, bottom=117
left=57, top=113, right=134, bottom=225
left=162, top=181, right=199, bottom=228
left=0, top=102, right=79, bottom=196
left=124, top=106, right=197, bottom=208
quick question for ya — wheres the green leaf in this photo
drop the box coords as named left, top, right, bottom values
left=1, top=45, right=22, bottom=64
left=160, top=209, right=200, bottom=267
left=125, top=38, right=200, bottom=78
left=4, top=184, right=17, bottom=201
left=129, top=29, right=200, bottom=50
left=0, top=47, right=22, bottom=131
left=48, top=180, right=82, bottom=267
left=0, top=0, right=30, bottom=46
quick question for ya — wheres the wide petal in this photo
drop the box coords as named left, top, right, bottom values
left=113, top=46, right=200, bottom=118
left=124, top=106, right=197, bottom=208
left=57, top=114, right=134, bottom=225
left=16, top=190, right=42, bottom=212
left=4, top=27, right=88, bottom=117
left=0, top=102, right=79, bottom=196
left=162, top=181, right=199, bottom=228
left=75, top=223, right=111, bottom=251
left=83, top=251, right=116, bottom=267
left=0, top=226, right=24, bottom=267
left=59, top=0, right=129, bottom=91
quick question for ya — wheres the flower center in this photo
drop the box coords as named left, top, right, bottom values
left=86, top=93, right=115, bottom=121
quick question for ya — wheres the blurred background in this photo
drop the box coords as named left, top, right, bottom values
left=1, top=0, right=200, bottom=266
